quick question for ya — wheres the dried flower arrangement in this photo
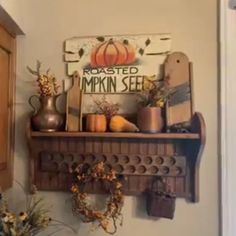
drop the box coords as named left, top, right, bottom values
left=93, top=95, right=120, bottom=120
left=71, top=162, right=124, bottom=235
left=0, top=185, right=75, bottom=236
left=27, top=61, right=60, bottom=97
left=137, top=75, right=170, bottom=108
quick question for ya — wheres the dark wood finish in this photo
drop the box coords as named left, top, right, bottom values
left=27, top=112, right=205, bottom=202
left=0, top=24, right=16, bottom=190
left=188, top=112, right=206, bottom=202
left=0, top=163, right=7, bottom=171
left=30, top=131, right=199, bottom=139
left=40, top=153, right=186, bottom=177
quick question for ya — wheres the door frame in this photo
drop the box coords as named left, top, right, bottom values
left=0, top=4, right=24, bottom=36
left=0, top=24, right=16, bottom=190
left=220, top=1, right=236, bottom=236
left=0, top=5, right=23, bottom=191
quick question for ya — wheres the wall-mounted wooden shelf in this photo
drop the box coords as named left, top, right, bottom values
left=27, top=112, right=205, bottom=203
left=30, top=131, right=200, bottom=139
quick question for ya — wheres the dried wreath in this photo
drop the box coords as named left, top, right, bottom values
left=70, top=162, right=124, bottom=235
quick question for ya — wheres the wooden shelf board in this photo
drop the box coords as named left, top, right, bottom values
left=30, top=131, right=200, bottom=139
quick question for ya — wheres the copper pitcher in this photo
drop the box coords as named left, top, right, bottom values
left=29, top=95, right=64, bottom=132
left=137, top=107, right=163, bottom=133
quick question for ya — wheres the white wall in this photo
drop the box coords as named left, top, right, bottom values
left=0, top=0, right=29, bottom=32
left=4, top=0, right=219, bottom=235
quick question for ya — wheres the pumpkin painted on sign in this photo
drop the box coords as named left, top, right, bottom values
left=86, top=114, right=107, bottom=132
left=91, top=39, right=136, bottom=68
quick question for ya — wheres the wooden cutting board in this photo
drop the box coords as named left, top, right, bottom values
left=164, top=52, right=193, bottom=128
left=66, top=71, right=83, bottom=131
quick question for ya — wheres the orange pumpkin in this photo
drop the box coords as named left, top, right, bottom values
left=91, top=39, right=136, bottom=68
left=86, top=114, right=107, bottom=132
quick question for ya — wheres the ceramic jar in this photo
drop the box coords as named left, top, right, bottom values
left=137, top=107, right=163, bottom=133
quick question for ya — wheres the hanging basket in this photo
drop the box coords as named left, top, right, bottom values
left=146, top=177, right=176, bottom=219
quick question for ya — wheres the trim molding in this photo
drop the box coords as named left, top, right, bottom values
left=221, top=1, right=236, bottom=236
left=0, top=4, right=24, bottom=36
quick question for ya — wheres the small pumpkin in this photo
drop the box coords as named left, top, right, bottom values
left=109, top=115, right=139, bottom=132
left=86, top=114, right=107, bottom=132
left=91, top=39, right=136, bottom=68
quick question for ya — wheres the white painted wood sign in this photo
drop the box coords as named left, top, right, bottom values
left=64, top=34, right=171, bottom=94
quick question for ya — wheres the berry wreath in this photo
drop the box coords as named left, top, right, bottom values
left=70, top=162, right=124, bottom=235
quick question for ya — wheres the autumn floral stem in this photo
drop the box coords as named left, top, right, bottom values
left=51, top=219, right=77, bottom=233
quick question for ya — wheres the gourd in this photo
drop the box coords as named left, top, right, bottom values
left=91, top=39, right=136, bottom=68
left=86, top=114, right=107, bottom=132
left=109, top=115, right=139, bottom=132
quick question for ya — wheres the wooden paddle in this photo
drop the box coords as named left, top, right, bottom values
left=66, top=71, right=83, bottom=131
left=164, top=52, right=193, bottom=128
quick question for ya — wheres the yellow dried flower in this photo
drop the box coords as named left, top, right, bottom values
left=137, top=74, right=170, bottom=107
left=0, top=186, right=75, bottom=235
left=143, top=75, right=156, bottom=91
left=156, top=99, right=164, bottom=108
left=19, top=212, right=28, bottom=221
left=100, top=219, right=110, bottom=231
left=93, top=211, right=104, bottom=219
left=116, top=182, right=122, bottom=189
left=95, top=162, right=105, bottom=172
left=71, top=185, right=79, bottom=193
left=1, top=212, right=9, bottom=223
left=27, top=61, right=60, bottom=97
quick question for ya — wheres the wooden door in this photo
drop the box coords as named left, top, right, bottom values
left=0, top=24, right=15, bottom=190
